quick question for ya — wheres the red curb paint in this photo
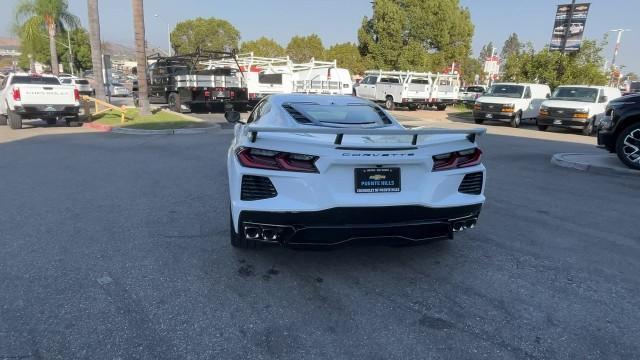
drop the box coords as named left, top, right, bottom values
left=83, top=122, right=113, bottom=132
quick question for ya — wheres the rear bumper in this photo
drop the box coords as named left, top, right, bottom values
left=597, top=129, right=616, bottom=151
left=14, top=105, right=79, bottom=119
left=238, top=204, right=482, bottom=246
left=538, top=115, right=587, bottom=129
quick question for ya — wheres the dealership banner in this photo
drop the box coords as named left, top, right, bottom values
left=549, top=3, right=590, bottom=52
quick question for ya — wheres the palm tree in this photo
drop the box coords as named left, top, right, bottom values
left=15, top=0, right=79, bottom=75
left=87, top=0, right=106, bottom=101
left=132, top=0, right=151, bottom=115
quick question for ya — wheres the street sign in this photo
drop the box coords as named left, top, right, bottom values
left=549, top=3, right=591, bottom=53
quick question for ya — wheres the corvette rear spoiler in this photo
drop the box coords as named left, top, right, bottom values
left=242, top=126, right=486, bottom=145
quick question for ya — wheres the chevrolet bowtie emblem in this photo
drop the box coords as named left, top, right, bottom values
left=369, top=174, right=387, bottom=180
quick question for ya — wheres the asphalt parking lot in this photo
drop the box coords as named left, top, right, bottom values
left=0, top=114, right=638, bottom=359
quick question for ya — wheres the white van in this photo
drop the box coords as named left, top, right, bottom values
left=473, top=83, right=551, bottom=127
left=293, top=65, right=353, bottom=95
left=537, top=85, right=622, bottom=135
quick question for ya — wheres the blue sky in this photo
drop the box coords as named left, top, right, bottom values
left=1, top=0, right=637, bottom=73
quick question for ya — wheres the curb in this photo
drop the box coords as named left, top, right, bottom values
left=157, top=108, right=205, bottom=122
left=83, top=122, right=113, bottom=132
left=551, top=153, right=640, bottom=176
left=111, top=126, right=219, bottom=135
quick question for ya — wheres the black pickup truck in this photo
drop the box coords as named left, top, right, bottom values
left=134, top=51, right=248, bottom=113
left=597, top=94, right=640, bottom=170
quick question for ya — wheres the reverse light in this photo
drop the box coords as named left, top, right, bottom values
left=12, top=87, right=21, bottom=101
left=236, top=147, right=319, bottom=173
left=432, top=148, right=483, bottom=171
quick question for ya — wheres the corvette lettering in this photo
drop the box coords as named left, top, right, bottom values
left=342, top=153, right=415, bottom=157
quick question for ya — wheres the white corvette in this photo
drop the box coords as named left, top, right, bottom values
left=225, top=94, right=486, bottom=249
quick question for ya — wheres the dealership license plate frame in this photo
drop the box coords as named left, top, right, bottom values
left=354, top=167, right=401, bottom=193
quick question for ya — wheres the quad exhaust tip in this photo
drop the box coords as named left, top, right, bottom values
left=453, top=219, right=477, bottom=232
left=244, top=225, right=283, bottom=241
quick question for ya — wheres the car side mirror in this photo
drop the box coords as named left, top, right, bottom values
left=599, top=96, right=608, bottom=103
left=224, top=110, right=242, bottom=123
left=546, top=93, right=551, bottom=99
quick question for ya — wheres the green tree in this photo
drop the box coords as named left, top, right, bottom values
left=458, top=56, right=483, bottom=84
left=324, top=42, right=366, bottom=75
left=478, top=41, right=494, bottom=60
left=502, top=40, right=607, bottom=88
left=358, top=0, right=474, bottom=71
left=286, top=34, right=324, bottom=63
left=501, top=33, right=522, bottom=61
left=239, top=37, right=285, bottom=57
left=14, top=0, right=80, bottom=75
left=17, top=27, right=91, bottom=73
left=171, top=17, right=240, bottom=55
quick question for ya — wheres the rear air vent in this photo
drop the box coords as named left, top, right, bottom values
left=282, top=104, right=312, bottom=123
left=458, top=172, right=483, bottom=195
left=241, top=175, right=277, bottom=201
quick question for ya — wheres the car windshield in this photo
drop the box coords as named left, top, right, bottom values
left=484, top=85, right=524, bottom=98
left=551, top=87, right=598, bottom=102
left=284, top=103, right=392, bottom=127
left=11, top=76, right=60, bottom=85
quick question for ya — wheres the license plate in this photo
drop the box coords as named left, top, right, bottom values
left=485, top=113, right=493, bottom=119
left=45, top=106, right=56, bottom=111
left=355, top=168, right=401, bottom=193
left=554, top=119, right=562, bottom=125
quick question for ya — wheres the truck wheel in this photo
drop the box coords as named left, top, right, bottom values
left=510, top=111, right=521, bottom=128
left=615, top=123, right=640, bottom=170
left=0, top=113, right=7, bottom=126
left=229, top=208, right=259, bottom=249
left=436, top=104, right=447, bottom=111
left=582, top=117, right=596, bottom=136
left=168, top=92, right=182, bottom=113
left=408, top=104, right=418, bottom=111
left=8, top=110, right=22, bottom=130
left=474, top=118, right=484, bottom=124
left=537, top=125, right=548, bottom=131
left=385, top=96, right=395, bottom=111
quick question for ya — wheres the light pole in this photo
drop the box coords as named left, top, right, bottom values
left=609, top=29, right=631, bottom=86
left=153, top=14, right=172, bottom=56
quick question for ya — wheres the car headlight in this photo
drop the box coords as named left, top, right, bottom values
left=501, top=103, right=515, bottom=112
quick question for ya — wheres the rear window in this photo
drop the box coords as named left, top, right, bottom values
left=466, top=86, right=485, bottom=93
left=75, top=79, right=89, bottom=85
left=11, top=76, right=60, bottom=85
left=258, top=73, right=283, bottom=85
left=283, top=103, right=392, bottom=127
left=410, top=78, right=430, bottom=84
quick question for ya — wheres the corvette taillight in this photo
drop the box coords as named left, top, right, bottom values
left=432, top=148, right=482, bottom=171
left=236, top=147, right=319, bottom=173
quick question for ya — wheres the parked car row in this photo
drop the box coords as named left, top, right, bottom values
left=472, top=83, right=622, bottom=135
left=353, top=70, right=460, bottom=111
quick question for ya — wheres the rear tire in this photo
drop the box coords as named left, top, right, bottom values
left=385, top=96, right=395, bottom=111
left=0, top=113, right=7, bottom=126
left=436, top=104, right=447, bottom=111
left=8, top=110, right=22, bottom=129
left=474, top=118, right=484, bottom=124
left=510, top=111, right=521, bottom=128
left=229, top=208, right=259, bottom=249
left=168, top=92, right=181, bottom=113
left=582, top=117, right=596, bottom=136
left=615, top=123, right=640, bottom=170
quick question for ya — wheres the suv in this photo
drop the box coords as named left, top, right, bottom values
left=597, top=94, right=640, bottom=170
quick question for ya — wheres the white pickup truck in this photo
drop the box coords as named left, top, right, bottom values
left=0, top=73, right=80, bottom=129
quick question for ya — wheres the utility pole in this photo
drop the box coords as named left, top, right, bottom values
left=67, top=30, right=74, bottom=76
left=609, top=29, right=631, bottom=86
left=560, top=0, right=576, bottom=54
